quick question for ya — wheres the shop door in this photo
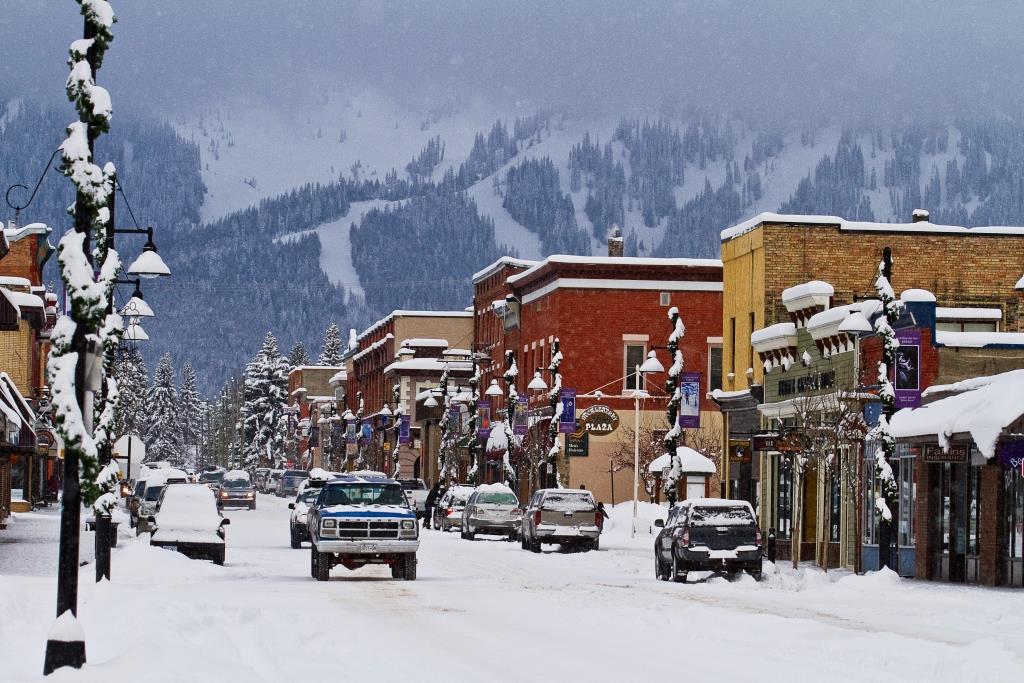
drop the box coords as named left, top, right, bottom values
left=932, top=463, right=981, bottom=583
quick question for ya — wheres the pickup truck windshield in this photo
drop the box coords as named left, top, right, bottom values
left=144, top=485, right=165, bottom=502
left=541, top=492, right=595, bottom=512
left=689, top=505, right=754, bottom=526
left=399, top=479, right=425, bottom=490
left=322, top=483, right=406, bottom=507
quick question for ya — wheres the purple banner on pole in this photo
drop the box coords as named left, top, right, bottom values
left=559, top=389, right=577, bottom=433
left=477, top=400, right=491, bottom=438
left=677, top=372, right=701, bottom=429
left=997, top=440, right=1024, bottom=471
left=361, top=419, right=372, bottom=442
left=894, top=330, right=922, bottom=409
left=345, top=420, right=356, bottom=443
left=399, top=414, right=411, bottom=444
left=514, top=396, right=529, bottom=435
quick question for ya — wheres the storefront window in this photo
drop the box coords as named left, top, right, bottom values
left=863, top=441, right=916, bottom=548
left=775, top=455, right=793, bottom=540
left=1005, top=467, right=1024, bottom=587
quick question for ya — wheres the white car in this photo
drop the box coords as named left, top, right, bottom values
left=149, top=484, right=230, bottom=565
left=433, top=485, right=476, bottom=531
left=398, top=478, right=428, bottom=518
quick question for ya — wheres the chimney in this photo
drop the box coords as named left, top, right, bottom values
left=607, top=226, right=624, bottom=257
left=911, top=208, right=929, bottom=223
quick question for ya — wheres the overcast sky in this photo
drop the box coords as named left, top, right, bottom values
left=2, top=1, right=1022, bottom=120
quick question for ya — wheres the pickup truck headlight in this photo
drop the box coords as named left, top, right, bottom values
left=323, top=519, right=336, bottom=529
left=401, top=520, right=415, bottom=530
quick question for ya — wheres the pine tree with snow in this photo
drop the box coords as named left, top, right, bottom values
left=289, top=341, right=311, bottom=368
left=319, top=323, right=345, bottom=365
left=435, top=362, right=456, bottom=483
left=143, top=354, right=182, bottom=464
left=871, top=251, right=901, bottom=569
left=502, top=349, right=519, bottom=487
left=112, top=347, right=148, bottom=438
left=178, top=361, right=202, bottom=471
left=241, top=332, right=290, bottom=468
left=662, top=307, right=686, bottom=505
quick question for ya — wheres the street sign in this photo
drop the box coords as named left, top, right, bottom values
left=566, top=423, right=588, bottom=457
left=923, top=444, right=969, bottom=463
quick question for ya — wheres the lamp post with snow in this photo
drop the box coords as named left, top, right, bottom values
left=630, top=351, right=665, bottom=538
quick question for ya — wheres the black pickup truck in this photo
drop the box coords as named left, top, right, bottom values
left=654, top=498, right=762, bottom=582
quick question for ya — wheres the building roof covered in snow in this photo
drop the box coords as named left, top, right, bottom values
left=721, top=212, right=1024, bottom=242
left=648, top=446, right=716, bottom=475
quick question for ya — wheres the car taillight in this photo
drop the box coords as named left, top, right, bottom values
left=447, top=507, right=454, bottom=515
left=755, top=528, right=763, bottom=546
left=533, top=510, right=542, bottom=526
left=682, top=528, right=690, bottom=546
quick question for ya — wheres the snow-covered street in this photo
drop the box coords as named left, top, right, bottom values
left=2, top=495, right=1022, bottom=682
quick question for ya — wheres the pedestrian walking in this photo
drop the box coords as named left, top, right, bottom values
left=596, top=502, right=609, bottom=531
left=424, top=480, right=442, bottom=528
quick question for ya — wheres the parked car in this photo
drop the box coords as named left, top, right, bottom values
left=520, top=489, right=601, bottom=552
left=263, top=469, right=283, bottom=494
left=276, top=469, right=308, bottom=497
left=307, top=472, right=420, bottom=581
left=288, top=488, right=322, bottom=548
left=433, top=485, right=475, bottom=531
left=199, top=467, right=225, bottom=491
left=135, top=468, right=189, bottom=536
left=654, top=498, right=763, bottom=582
left=149, top=483, right=230, bottom=565
left=398, top=478, right=428, bottom=518
left=216, top=470, right=256, bottom=510
left=461, top=483, right=522, bottom=540
left=252, top=467, right=271, bottom=491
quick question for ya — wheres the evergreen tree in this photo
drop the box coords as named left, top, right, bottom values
left=242, top=332, right=290, bottom=467
left=143, top=354, right=183, bottom=464
left=289, top=341, right=311, bottom=368
left=178, top=361, right=202, bottom=471
left=319, top=323, right=345, bottom=365
left=113, top=347, right=148, bottom=438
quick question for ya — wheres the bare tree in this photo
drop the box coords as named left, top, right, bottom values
left=609, top=414, right=665, bottom=499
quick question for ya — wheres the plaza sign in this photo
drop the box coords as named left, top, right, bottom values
left=579, top=404, right=620, bottom=436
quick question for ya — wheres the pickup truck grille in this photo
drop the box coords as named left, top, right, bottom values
left=334, top=520, right=400, bottom=539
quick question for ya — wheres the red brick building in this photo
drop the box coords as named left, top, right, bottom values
left=472, top=245, right=724, bottom=504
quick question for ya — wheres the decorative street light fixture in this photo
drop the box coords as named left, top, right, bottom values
left=527, top=371, right=548, bottom=392
left=124, top=226, right=171, bottom=278
left=629, top=351, right=665, bottom=538
left=485, top=378, right=503, bottom=397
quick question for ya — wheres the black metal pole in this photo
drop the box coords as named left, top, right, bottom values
left=45, top=14, right=96, bottom=676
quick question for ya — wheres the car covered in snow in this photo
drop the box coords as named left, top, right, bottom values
left=149, top=483, right=230, bottom=565
left=461, top=483, right=522, bottom=540
left=432, top=484, right=475, bottom=531
left=134, top=467, right=189, bottom=535
left=288, top=488, right=321, bottom=548
left=308, top=472, right=419, bottom=581
left=198, top=467, right=226, bottom=491
left=216, top=470, right=256, bottom=510
left=654, top=498, right=763, bottom=582
left=520, top=488, right=601, bottom=552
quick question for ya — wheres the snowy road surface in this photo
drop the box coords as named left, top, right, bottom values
left=2, top=495, right=1023, bottom=682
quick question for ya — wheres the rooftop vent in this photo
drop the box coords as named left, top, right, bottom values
left=911, top=208, right=930, bottom=223
left=607, top=226, right=623, bottom=257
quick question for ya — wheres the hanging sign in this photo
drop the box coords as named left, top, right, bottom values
left=579, top=404, right=620, bottom=435
left=514, top=396, right=529, bottom=435
left=346, top=420, right=356, bottom=443
left=893, top=330, right=921, bottom=409
left=677, top=372, right=701, bottom=428
left=923, top=443, right=969, bottom=463
left=361, top=420, right=372, bottom=441
left=399, top=415, right=411, bottom=444
left=997, top=440, right=1024, bottom=471
left=478, top=400, right=492, bottom=438
left=559, top=389, right=576, bottom=433
left=566, top=422, right=589, bottom=457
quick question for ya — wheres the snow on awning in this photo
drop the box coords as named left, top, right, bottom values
left=648, top=447, right=716, bottom=475
left=891, top=369, right=1024, bottom=457
left=329, top=369, right=347, bottom=384
left=400, top=338, right=448, bottom=348
left=781, top=280, right=834, bottom=313
left=935, top=331, right=1024, bottom=348
left=750, top=323, right=797, bottom=352
left=935, top=307, right=1002, bottom=321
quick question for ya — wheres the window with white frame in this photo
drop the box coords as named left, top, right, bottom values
left=660, top=292, right=671, bottom=306
left=624, top=344, right=646, bottom=391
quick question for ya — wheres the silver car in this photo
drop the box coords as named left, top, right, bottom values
left=461, top=485, right=522, bottom=541
left=434, top=485, right=475, bottom=532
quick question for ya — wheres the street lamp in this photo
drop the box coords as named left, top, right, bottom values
left=125, top=227, right=171, bottom=278
left=631, top=351, right=664, bottom=538
left=527, top=371, right=548, bottom=392
left=485, top=378, right=503, bottom=397
left=424, top=392, right=439, bottom=408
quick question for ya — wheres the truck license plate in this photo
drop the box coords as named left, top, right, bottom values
left=361, top=543, right=378, bottom=552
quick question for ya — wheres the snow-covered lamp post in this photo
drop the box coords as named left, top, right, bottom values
left=661, top=307, right=686, bottom=507
left=45, top=1, right=120, bottom=674
left=545, top=339, right=564, bottom=489
left=467, top=364, right=481, bottom=484
left=632, top=351, right=664, bottom=537
left=500, top=350, right=519, bottom=488
left=872, top=248, right=901, bottom=570
left=390, top=383, right=402, bottom=478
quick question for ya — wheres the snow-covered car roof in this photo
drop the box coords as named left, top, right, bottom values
left=331, top=472, right=396, bottom=485
left=224, top=470, right=250, bottom=480
left=152, top=484, right=225, bottom=543
left=144, top=468, right=189, bottom=487
left=474, top=483, right=514, bottom=494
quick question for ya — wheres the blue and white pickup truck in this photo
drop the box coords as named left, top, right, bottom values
left=308, top=472, right=420, bottom=581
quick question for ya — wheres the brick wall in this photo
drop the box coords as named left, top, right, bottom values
left=723, top=221, right=1024, bottom=393
left=979, top=463, right=1005, bottom=587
